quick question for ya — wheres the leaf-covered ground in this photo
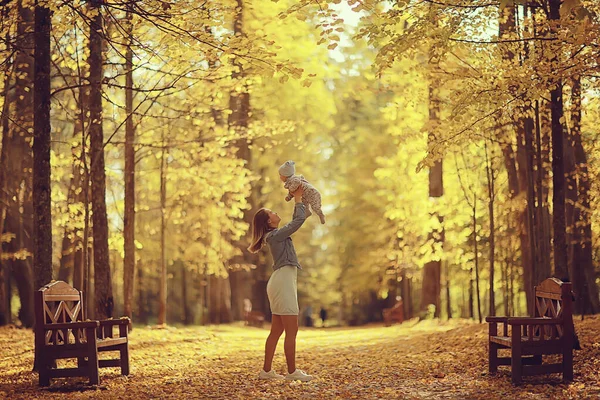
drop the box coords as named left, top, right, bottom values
left=1, top=316, right=599, bottom=399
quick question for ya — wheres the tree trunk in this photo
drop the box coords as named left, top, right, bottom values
left=473, top=201, right=482, bottom=323
left=548, top=0, right=568, bottom=281
left=445, top=262, right=451, bottom=319
left=58, top=76, right=87, bottom=288
left=137, top=260, right=148, bottom=325
left=400, top=268, right=412, bottom=319
left=524, top=114, right=539, bottom=292
left=123, top=4, right=136, bottom=325
left=421, top=40, right=443, bottom=317
left=226, top=0, right=260, bottom=321
left=32, top=2, right=53, bottom=294
left=468, top=267, right=474, bottom=319
left=208, top=274, right=232, bottom=324
left=565, top=91, right=579, bottom=311
left=499, top=2, right=535, bottom=312
left=157, top=130, right=167, bottom=325
left=181, top=260, right=190, bottom=325
left=0, top=47, right=13, bottom=325
left=502, top=249, right=509, bottom=315
left=534, top=101, right=551, bottom=283
left=485, top=141, right=496, bottom=316
left=89, top=0, right=113, bottom=320
left=2, top=2, right=35, bottom=328
left=570, top=76, right=600, bottom=314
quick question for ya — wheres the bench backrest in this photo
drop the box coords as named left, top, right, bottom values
left=534, top=278, right=572, bottom=319
left=35, top=281, right=85, bottom=346
left=533, top=278, right=574, bottom=340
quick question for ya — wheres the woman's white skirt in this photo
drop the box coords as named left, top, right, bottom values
left=266, top=265, right=298, bottom=315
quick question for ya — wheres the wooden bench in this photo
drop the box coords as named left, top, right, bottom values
left=486, top=278, right=574, bottom=384
left=34, top=281, right=130, bottom=386
left=244, top=311, right=265, bottom=328
left=383, top=299, right=404, bottom=326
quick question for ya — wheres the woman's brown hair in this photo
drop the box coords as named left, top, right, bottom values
left=248, top=208, right=272, bottom=254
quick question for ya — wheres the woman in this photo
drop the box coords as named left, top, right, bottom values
left=248, top=186, right=313, bottom=382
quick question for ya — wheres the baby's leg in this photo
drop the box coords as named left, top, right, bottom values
left=301, top=196, right=312, bottom=217
left=306, top=190, right=325, bottom=224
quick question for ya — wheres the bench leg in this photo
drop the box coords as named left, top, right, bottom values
left=119, top=324, right=130, bottom=375
left=511, top=327, right=522, bottom=385
left=39, top=356, right=51, bottom=387
left=86, top=327, right=100, bottom=385
left=489, top=342, right=499, bottom=374
left=563, top=347, right=573, bottom=382
left=120, top=344, right=130, bottom=376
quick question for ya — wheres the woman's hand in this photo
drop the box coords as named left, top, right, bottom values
left=293, top=186, right=304, bottom=202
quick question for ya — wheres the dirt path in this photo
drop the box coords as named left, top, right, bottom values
left=1, top=316, right=599, bottom=399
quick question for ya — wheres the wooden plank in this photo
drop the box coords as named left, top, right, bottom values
left=43, top=294, right=81, bottom=301
left=41, top=281, right=80, bottom=296
left=99, top=359, right=121, bottom=368
left=535, top=291, right=562, bottom=301
left=490, top=336, right=512, bottom=347
left=45, top=345, right=89, bottom=360
left=49, top=368, right=87, bottom=378
left=97, top=337, right=127, bottom=348
left=522, top=363, right=563, bottom=376
left=497, top=357, right=511, bottom=366
left=521, top=347, right=563, bottom=356
left=521, top=338, right=562, bottom=348
left=536, top=278, right=562, bottom=294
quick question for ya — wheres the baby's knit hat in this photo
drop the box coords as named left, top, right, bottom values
left=278, top=160, right=296, bottom=177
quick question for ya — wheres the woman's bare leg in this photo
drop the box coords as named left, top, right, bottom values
left=281, top=315, right=299, bottom=373
left=263, top=314, right=284, bottom=372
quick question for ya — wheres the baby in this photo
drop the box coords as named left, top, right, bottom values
left=279, top=160, right=325, bottom=224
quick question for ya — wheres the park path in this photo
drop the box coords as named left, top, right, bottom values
left=1, top=316, right=599, bottom=399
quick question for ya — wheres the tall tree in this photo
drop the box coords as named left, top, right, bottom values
left=157, top=129, right=167, bottom=325
left=227, top=0, right=257, bottom=321
left=2, top=1, right=35, bottom=328
left=32, top=0, right=53, bottom=293
left=57, top=84, right=87, bottom=287
left=89, top=0, right=113, bottom=320
left=548, top=0, right=568, bottom=280
left=123, top=3, right=136, bottom=325
left=485, top=141, right=496, bottom=316
left=421, top=7, right=443, bottom=317
left=569, top=75, right=600, bottom=314
left=0, top=28, right=12, bottom=325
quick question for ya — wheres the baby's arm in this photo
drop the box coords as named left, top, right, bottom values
left=284, top=177, right=302, bottom=201
left=286, top=177, right=303, bottom=193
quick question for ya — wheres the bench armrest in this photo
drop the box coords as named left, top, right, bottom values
left=98, top=317, right=130, bottom=326
left=44, top=321, right=100, bottom=330
left=485, top=316, right=508, bottom=323
left=507, top=317, right=562, bottom=325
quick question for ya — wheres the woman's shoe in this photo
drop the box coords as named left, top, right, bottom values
left=258, top=369, right=285, bottom=380
left=285, top=369, right=313, bottom=382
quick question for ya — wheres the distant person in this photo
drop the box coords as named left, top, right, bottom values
left=248, top=185, right=313, bottom=382
left=303, top=305, right=313, bottom=327
left=319, top=307, right=327, bottom=327
left=243, top=298, right=252, bottom=323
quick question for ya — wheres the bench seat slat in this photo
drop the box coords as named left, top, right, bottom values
left=490, top=336, right=562, bottom=346
left=97, top=337, right=128, bottom=348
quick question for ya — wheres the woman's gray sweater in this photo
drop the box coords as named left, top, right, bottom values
left=265, top=202, right=307, bottom=271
